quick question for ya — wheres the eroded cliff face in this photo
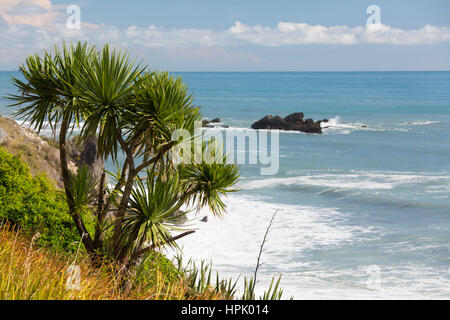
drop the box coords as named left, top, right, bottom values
left=0, top=116, right=102, bottom=189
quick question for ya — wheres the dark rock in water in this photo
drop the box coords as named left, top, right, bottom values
left=200, top=216, right=208, bottom=222
left=202, top=118, right=228, bottom=128
left=251, top=112, right=325, bottom=134
left=283, top=112, right=304, bottom=123
left=202, top=118, right=221, bottom=127
left=251, top=115, right=290, bottom=130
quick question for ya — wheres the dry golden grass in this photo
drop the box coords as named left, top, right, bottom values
left=0, top=223, right=118, bottom=299
left=0, top=223, right=224, bottom=300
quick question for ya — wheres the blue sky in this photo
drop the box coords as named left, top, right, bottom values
left=76, top=0, right=450, bottom=29
left=1, top=0, right=450, bottom=70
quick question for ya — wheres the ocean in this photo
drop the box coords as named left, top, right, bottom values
left=1, top=71, right=449, bottom=299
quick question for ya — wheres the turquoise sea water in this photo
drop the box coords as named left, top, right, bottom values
left=1, top=71, right=449, bottom=299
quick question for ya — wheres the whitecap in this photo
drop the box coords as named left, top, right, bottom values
left=400, top=120, right=440, bottom=126
left=240, top=172, right=450, bottom=191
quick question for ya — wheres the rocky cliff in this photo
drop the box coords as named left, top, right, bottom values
left=0, top=116, right=102, bottom=189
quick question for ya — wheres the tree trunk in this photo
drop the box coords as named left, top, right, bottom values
left=112, top=165, right=135, bottom=257
left=93, top=169, right=106, bottom=249
left=59, top=112, right=95, bottom=254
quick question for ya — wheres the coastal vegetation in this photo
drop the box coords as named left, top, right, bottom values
left=1, top=41, right=285, bottom=299
left=8, top=41, right=239, bottom=269
left=0, top=146, right=80, bottom=250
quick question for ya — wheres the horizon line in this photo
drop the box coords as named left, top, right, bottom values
left=2, top=69, right=450, bottom=73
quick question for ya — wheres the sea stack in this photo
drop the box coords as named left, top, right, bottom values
left=202, top=118, right=229, bottom=128
left=251, top=112, right=328, bottom=134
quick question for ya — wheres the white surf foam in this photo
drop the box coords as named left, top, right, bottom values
left=166, top=194, right=380, bottom=298
left=165, top=193, right=450, bottom=299
left=240, top=172, right=449, bottom=192
left=15, top=119, right=83, bottom=137
left=165, top=192, right=449, bottom=299
left=321, top=116, right=409, bottom=134
left=400, top=120, right=440, bottom=126
left=202, top=116, right=414, bottom=136
left=273, top=265, right=450, bottom=299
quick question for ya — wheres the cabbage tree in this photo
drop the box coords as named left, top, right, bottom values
left=8, top=42, right=240, bottom=269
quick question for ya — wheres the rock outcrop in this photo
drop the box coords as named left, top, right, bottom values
left=202, top=118, right=229, bottom=128
left=0, top=116, right=104, bottom=188
left=0, top=116, right=71, bottom=188
left=251, top=112, right=328, bottom=134
left=67, top=135, right=104, bottom=179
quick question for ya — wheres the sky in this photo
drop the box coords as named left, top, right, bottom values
left=0, top=0, right=450, bottom=71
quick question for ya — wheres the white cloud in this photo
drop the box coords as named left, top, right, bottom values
left=230, top=21, right=359, bottom=45
left=56, top=21, right=450, bottom=47
left=1, top=0, right=449, bottom=48
left=0, top=0, right=450, bottom=69
left=1, top=0, right=450, bottom=47
left=359, top=23, right=450, bottom=45
left=227, top=21, right=450, bottom=46
left=123, top=25, right=229, bottom=47
left=0, top=0, right=58, bottom=28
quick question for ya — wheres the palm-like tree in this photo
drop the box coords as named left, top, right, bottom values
left=117, top=167, right=189, bottom=267
left=73, top=44, right=146, bottom=252
left=8, top=42, right=98, bottom=253
left=8, top=41, right=240, bottom=270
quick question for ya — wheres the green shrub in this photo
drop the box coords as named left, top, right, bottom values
left=0, top=147, right=81, bottom=250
